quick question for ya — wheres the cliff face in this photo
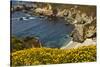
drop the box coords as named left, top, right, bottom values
left=71, top=24, right=84, bottom=43
left=70, top=12, right=96, bottom=43
left=61, top=6, right=96, bottom=43
left=84, top=19, right=96, bottom=39
left=71, top=21, right=96, bottom=43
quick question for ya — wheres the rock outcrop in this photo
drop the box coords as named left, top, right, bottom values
left=62, top=6, right=97, bottom=43
left=71, top=16, right=96, bottom=43
left=71, top=24, right=85, bottom=43
left=84, top=18, right=96, bottom=38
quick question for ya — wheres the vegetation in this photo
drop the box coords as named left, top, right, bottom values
left=11, top=1, right=96, bottom=66
left=11, top=36, right=24, bottom=52
left=11, top=45, right=96, bottom=66
left=11, top=36, right=42, bottom=52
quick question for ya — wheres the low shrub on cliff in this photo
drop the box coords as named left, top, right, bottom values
left=11, top=36, right=41, bottom=52
left=11, top=45, right=96, bottom=66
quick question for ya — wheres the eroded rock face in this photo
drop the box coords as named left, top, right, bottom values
left=84, top=18, right=96, bottom=38
left=71, top=24, right=85, bottom=43
left=71, top=16, right=96, bottom=43
left=68, top=6, right=96, bottom=43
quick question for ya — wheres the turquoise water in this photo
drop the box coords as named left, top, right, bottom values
left=11, top=11, right=74, bottom=48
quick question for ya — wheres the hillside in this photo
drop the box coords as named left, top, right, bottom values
left=11, top=45, right=96, bottom=66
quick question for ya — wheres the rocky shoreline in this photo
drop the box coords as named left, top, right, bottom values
left=61, top=38, right=96, bottom=49
left=11, top=2, right=96, bottom=48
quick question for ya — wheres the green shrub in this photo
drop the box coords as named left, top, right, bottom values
left=11, top=36, right=24, bottom=52
left=11, top=36, right=42, bottom=52
left=11, top=45, right=96, bottom=66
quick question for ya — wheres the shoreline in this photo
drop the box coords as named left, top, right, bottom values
left=11, top=1, right=96, bottom=49
left=61, top=38, right=96, bottom=49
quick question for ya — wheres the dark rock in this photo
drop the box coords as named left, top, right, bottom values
left=19, top=17, right=23, bottom=21
left=23, top=36, right=42, bottom=48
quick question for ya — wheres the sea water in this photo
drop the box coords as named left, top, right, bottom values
left=11, top=11, right=74, bottom=48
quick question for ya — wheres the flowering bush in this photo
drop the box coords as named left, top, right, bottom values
left=11, top=45, right=96, bottom=66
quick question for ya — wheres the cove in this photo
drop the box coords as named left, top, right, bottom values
left=11, top=11, right=74, bottom=48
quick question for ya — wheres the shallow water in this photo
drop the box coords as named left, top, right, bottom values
left=11, top=11, right=74, bottom=48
